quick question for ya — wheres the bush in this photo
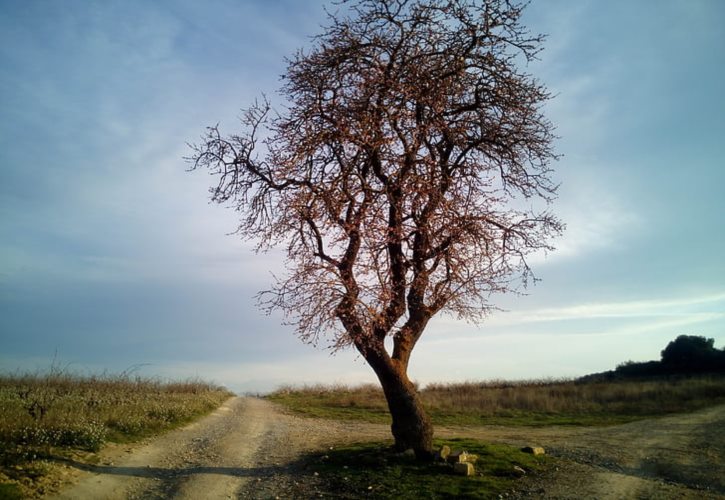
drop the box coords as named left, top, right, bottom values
left=661, top=335, right=725, bottom=373
left=614, top=360, right=665, bottom=378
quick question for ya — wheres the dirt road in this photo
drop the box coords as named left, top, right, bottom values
left=52, top=398, right=725, bottom=499
left=51, top=397, right=386, bottom=499
left=442, top=404, right=725, bottom=499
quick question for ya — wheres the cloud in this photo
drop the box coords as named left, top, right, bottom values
left=528, top=171, right=642, bottom=266
left=2, top=0, right=723, bottom=392
left=511, top=292, right=725, bottom=324
left=411, top=293, right=725, bottom=383
left=425, top=291, right=725, bottom=344
left=0, top=1, right=293, bottom=291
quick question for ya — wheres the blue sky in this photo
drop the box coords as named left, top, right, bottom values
left=1, top=0, right=723, bottom=392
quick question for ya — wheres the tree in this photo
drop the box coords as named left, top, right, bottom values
left=188, top=0, right=562, bottom=458
left=661, top=335, right=724, bottom=373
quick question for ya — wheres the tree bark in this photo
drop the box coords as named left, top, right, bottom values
left=363, top=347, right=434, bottom=459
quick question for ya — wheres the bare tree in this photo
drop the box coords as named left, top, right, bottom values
left=188, top=0, right=562, bottom=459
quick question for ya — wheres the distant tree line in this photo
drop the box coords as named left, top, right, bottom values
left=582, top=335, right=725, bottom=381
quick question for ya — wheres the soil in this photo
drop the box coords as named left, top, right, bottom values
left=439, top=403, right=725, bottom=499
left=46, top=398, right=724, bottom=499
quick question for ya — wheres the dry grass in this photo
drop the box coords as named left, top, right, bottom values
left=0, top=371, right=233, bottom=497
left=423, top=377, right=725, bottom=421
left=0, top=372, right=233, bottom=452
left=268, top=375, right=725, bottom=426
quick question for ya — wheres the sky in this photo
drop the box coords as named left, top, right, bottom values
left=1, top=0, right=724, bottom=393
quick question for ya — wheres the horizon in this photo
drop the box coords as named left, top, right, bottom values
left=1, top=0, right=724, bottom=394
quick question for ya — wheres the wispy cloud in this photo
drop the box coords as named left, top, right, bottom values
left=513, top=292, right=725, bottom=323
left=528, top=167, right=642, bottom=266
left=426, top=291, right=725, bottom=342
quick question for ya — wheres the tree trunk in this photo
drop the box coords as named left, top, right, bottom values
left=366, top=352, right=434, bottom=459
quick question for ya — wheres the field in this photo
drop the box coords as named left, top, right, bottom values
left=268, top=375, right=725, bottom=426
left=0, top=371, right=233, bottom=498
left=265, top=376, right=725, bottom=497
left=2, top=374, right=724, bottom=498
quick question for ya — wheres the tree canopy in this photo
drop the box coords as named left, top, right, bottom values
left=602, top=335, right=725, bottom=379
left=661, top=335, right=724, bottom=373
left=190, top=0, right=562, bottom=352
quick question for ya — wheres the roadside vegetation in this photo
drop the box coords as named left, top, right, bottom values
left=270, top=335, right=725, bottom=427
left=0, top=371, right=233, bottom=498
left=268, top=375, right=725, bottom=427
left=305, top=438, right=548, bottom=499
left=585, top=335, right=725, bottom=380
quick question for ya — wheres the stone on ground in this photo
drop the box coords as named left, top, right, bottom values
left=453, top=462, right=475, bottom=476
left=447, top=451, right=479, bottom=464
left=521, top=446, right=545, bottom=455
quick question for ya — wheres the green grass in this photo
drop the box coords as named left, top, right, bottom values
left=268, top=375, right=725, bottom=427
left=0, top=483, right=23, bottom=500
left=269, top=385, right=391, bottom=424
left=305, top=438, right=549, bottom=499
left=0, top=371, right=234, bottom=497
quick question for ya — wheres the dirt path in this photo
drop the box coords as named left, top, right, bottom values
left=51, top=398, right=725, bottom=499
left=443, top=404, right=725, bottom=499
left=51, top=397, right=386, bottom=499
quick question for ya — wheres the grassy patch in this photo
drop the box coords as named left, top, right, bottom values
left=268, top=376, right=725, bottom=427
left=269, top=384, right=392, bottom=424
left=0, top=372, right=233, bottom=497
left=306, top=439, right=549, bottom=499
left=0, top=483, right=23, bottom=500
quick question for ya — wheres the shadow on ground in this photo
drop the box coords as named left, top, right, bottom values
left=50, top=455, right=291, bottom=480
